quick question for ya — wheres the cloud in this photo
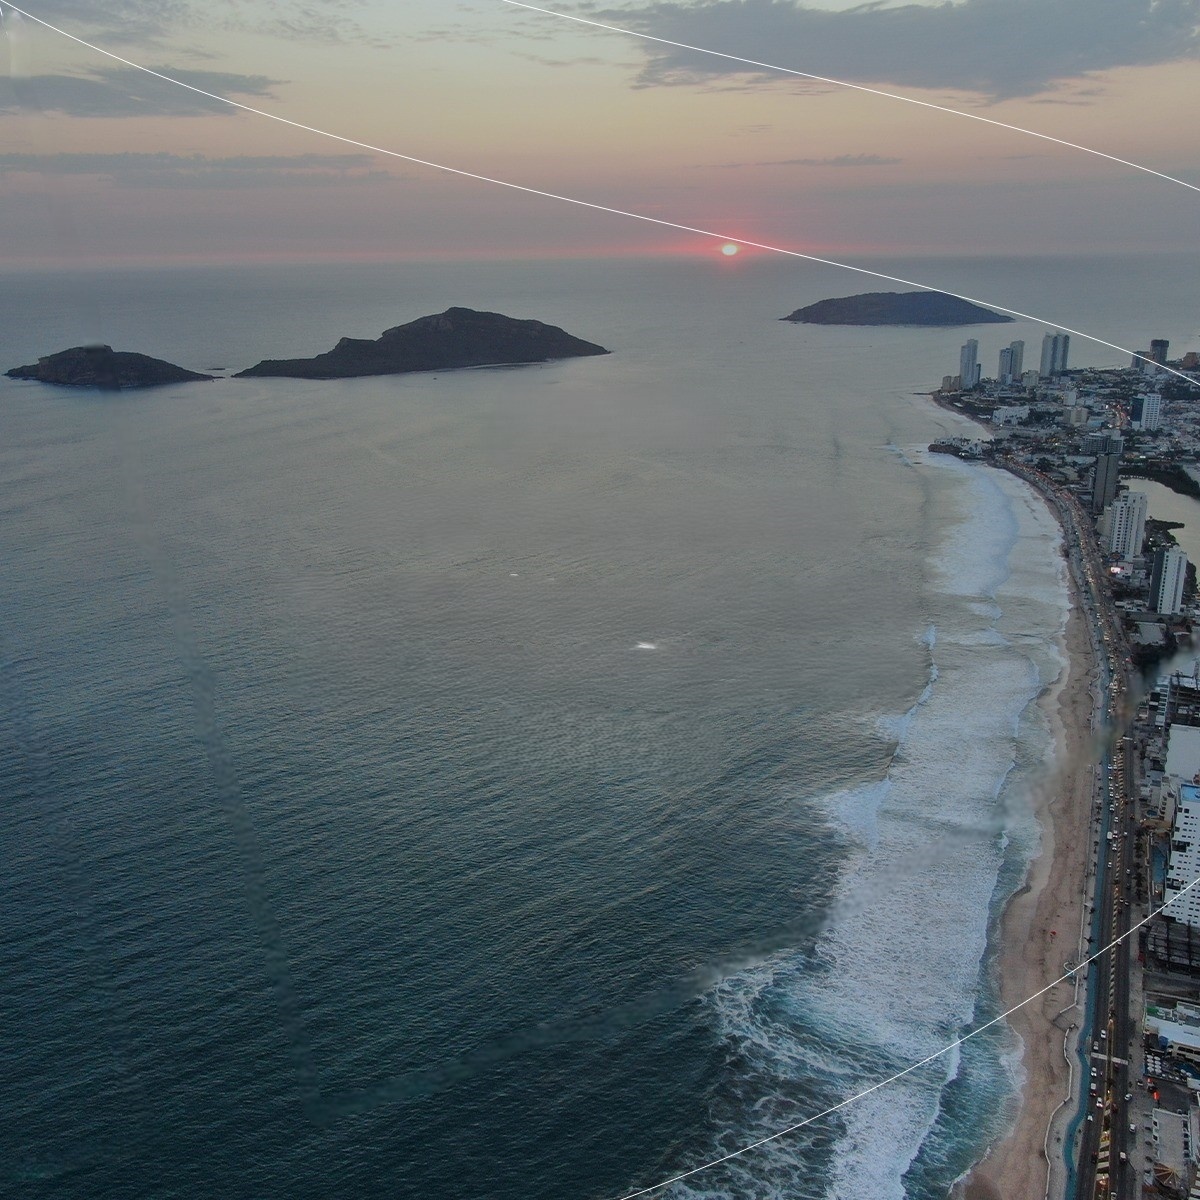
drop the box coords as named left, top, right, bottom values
left=5, top=1, right=193, bottom=44
left=0, top=151, right=401, bottom=187
left=1, top=1, right=389, bottom=51
left=0, top=67, right=280, bottom=117
left=602, top=0, right=1200, bottom=100
left=512, top=52, right=618, bottom=67
left=704, top=152, right=902, bottom=167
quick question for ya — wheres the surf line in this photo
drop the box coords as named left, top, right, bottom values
left=2, top=1, right=1197, bottom=386
left=501, top=0, right=1200, bottom=199
left=612, top=874, right=1200, bottom=1199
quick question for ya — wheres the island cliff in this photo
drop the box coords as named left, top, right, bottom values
left=6, top=345, right=214, bottom=388
left=782, top=291, right=1013, bottom=326
left=235, top=307, right=609, bottom=379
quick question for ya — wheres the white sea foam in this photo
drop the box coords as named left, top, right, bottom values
left=683, top=457, right=1069, bottom=1199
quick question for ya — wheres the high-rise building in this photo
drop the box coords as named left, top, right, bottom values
left=1152, top=546, right=1189, bottom=615
left=1083, top=433, right=1124, bottom=457
left=1133, top=393, right=1163, bottom=432
left=1040, top=332, right=1070, bottom=378
left=959, top=339, right=980, bottom=390
left=1133, top=350, right=1150, bottom=369
left=1104, top=491, right=1147, bottom=560
left=1165, top=784, right=1200, bottom=928
left=998, top=340, right=1024, bottom=383
left=1151, top=339, right=1170, bottom=365
left=1092, top=452, right=1120, bottom=515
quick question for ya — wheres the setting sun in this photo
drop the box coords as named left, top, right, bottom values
left=721, top=243, right=739, bottom=256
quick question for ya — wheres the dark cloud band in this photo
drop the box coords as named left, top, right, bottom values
left=605, top=0, right=1200, bottom=100
left=0, top=66, right=279, bottom=117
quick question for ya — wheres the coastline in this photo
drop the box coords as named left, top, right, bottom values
left=959, top=564, right=1096, bottom=1200
left=924, top=393, right=1100, bottom=1200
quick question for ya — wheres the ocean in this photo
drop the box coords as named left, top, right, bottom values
left=1, top=253, right=1196, bottom=1199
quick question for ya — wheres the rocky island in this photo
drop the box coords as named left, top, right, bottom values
left=235, top=307, right=609, bottom=379
left=6, top=345, right=214, bottom=388
left=782, top=291, right=1013, bottom=326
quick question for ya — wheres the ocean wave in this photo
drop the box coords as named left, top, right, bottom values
left=673, top=459, right=1068, bottom=1200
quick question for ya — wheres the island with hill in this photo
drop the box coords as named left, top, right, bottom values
left=235, top=307, right=610, bottom=379
left=782, top=291, right=1013, bottom=327
left=6, top=345, right=214, bottom=388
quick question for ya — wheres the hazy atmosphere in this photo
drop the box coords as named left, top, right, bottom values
left=5, top=5, right=1200, bottom=1200
left=3, top=0, right=1199, bottom=264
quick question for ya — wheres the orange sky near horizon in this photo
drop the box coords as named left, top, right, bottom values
left=2, top=1, right=1198, bottom=267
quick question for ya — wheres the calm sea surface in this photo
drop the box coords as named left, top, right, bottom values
left=2, top=254, right=1196, bottom=1199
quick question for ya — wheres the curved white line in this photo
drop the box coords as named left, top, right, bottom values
left=614, top=873, right=1200, bottom=1198
left=501, top=0, right=1200, bottom=197
left=5, top=6, right=1196, bottom=1194
left=2, top=4, right=1193, bottom=384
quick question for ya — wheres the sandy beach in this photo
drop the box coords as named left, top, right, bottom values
left=960, top=490, right=1102, bottom=1200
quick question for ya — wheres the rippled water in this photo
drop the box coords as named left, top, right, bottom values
left=1, top=255, right=1192, bottom=1198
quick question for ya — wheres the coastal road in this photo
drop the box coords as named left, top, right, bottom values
left=1057, top=486, right=1138, bottom=1200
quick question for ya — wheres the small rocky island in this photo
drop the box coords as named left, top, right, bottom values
left=235, top=307, right=609, bottom=379
left=782, top=291, right=1013, bottom=326
left=6, top=345, right=214, bottom=388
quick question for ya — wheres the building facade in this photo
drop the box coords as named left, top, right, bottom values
left=1165, top=784, right=1200, bottom=928
left=959, top=339, right=980, bottom=390
left=1040, top=331, right=1070, bottom=378
left=1133, top=392, right=1163, bottom=432
left=1092, top=452, right=1120, bottom=515
left=998, top=339, right=1025, bottom=383
left=1105, top=491, right=1148, bottom=560
left=1152, top=546, right=1189, bottom=616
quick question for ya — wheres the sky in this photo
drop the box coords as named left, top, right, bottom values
left=1, top=0, right=1198, bottom=266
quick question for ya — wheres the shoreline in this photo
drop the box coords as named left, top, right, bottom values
left=959, top=547, right=1097, bottom=1200
left=923, top=394, right=1100, bottom=1200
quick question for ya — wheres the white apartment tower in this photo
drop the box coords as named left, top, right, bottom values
left=1104, top=491, right=1147, bottom=560
left=1137, top=393, right=1163, bottom=432
left=959, top=339, right=980, bottom=389
left=1039, top=331, right=1070, bottom=378
left=1152, top=546, right=1189, bottom=616
left=1165, top=784, right=1200, bottom=928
